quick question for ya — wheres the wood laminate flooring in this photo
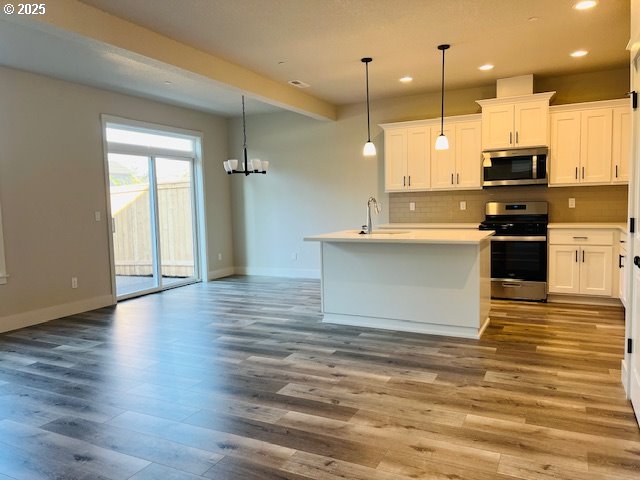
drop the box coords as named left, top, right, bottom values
left=0, top=276, right=638, bottom=479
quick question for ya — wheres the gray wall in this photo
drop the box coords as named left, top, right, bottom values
left=0, top=67, right=233, bottom=329
left=229, top=67, right=630, bottom=277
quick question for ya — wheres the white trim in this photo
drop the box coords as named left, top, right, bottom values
left=0, top=202, right=6, bottom=285
left=547, top=294, right=623, bottom=306
left=549, top=98, right=629, bottom=113
left=323, top=313, right=490, bottom=339
left=101, top=114, right=203, bottom=140
left=208, top=267, right=235, bottom=280
left=631, top=363, right=640, bottom=421
left=622, top=358, right=629, bottom=392
left=0, top=295, right=115, bottom=334
left=379, top=113, right=481, bottom=130
left=476, top=91, right=556, bottom=108
left=235, top=266, right=321, bottom=279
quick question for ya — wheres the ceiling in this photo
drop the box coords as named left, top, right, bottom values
left=0, top=0, right=631, bottom=117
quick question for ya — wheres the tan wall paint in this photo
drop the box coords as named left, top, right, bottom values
left=0, top=66, right=233, bottom=321
left=230, top=67, right=630, bottom=275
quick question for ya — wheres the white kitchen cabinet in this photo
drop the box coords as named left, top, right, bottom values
left=381, top=114, right=481, bottom=193
left=612, top=106, right=631, bottom=183
left=477, top=92, right=554, bottom=150
left=383, top=126, right=430, bottom=192
left=549, top=99, right=628, bottom=186
left=431, top=121, right=481, bottom=190
left=548, top=228, right=617, bottom=297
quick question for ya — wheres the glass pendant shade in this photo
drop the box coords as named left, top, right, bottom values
left=363, top=141, right=376, bottom=156
left=434, top=134, right=449, bottom=151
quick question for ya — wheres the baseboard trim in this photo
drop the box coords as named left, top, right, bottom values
left=207, top=267, right=235, bottom=281
left=322, top=313, right=488, bottom=339
left=622, top=359, right=629, bottom=394
left=0, top=294, right=115, bottom=334
left=547, top=294, right=623, bottom=307
left=234, top=266, right=320, bottom=279
left=630, top=364, right=640, bottom=428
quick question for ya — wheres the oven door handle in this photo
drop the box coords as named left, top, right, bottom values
left=491, top=236, right=547, bottom=242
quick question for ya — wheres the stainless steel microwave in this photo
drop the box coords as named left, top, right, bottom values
left=482, top=147, right=548, bottom=187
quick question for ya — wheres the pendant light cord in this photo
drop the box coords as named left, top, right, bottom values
left=242, top=95, right=249, bottom=175
left=365, top=61, right=371, bottom=142
left=440, top=47, right=445, bottom=135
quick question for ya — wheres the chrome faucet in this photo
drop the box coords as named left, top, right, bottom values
left=366, top=196, right=382, bottom=234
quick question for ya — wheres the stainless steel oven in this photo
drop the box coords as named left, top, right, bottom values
left=479, top=202, right=548, bottom=301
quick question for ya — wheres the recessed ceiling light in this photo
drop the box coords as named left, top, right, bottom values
left=570, top=50, right=589, bottom=57
left=399, top=76, right=413, bottom=83
left=478, top=64, right=494, bottom=71
left=164, top=81, right=173, bottom=85
left=528, top=16, right=539, bottom=22
left=574, top=1, right=597, bottom=10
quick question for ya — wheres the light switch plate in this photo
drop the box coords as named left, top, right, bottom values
left=409, top=202, right=415, bottom=211
left=94, top=211, right=101, bottom=221
left=460, top=201, right=467, bottom=211
left=569, top=198, right=576, bottom=209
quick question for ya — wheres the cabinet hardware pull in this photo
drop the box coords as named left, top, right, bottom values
left=403, top=176, right=406, bottom=187
left=408, top=175, right=411, bottom=186
left=619, top=254, right=624, bottom=268
left=451, top=173, right=454, bottom=185
left=582, top=166, right=585, bottom=179
left=575, top=250, right=578, bottom=263
left=456, top=173, right=459, bottom=184
left=572, top=236, right=588, bottom=240
left=616, top=165, right=618, bottom=178
left=509, top=132, right=513, bottom=145
left=575, top=167, right=578, bottom=180
left=582, top=250, right=585, bottom=263
left=515, top=131, right=519, bottom=144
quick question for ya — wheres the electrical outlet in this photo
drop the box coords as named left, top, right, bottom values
left=568, top=198, right=576, bottom=208
left=409, top=202, right=415, bottom=211
left=460, top=201, right=467, bottom=211
left=218, top=253, right=222, bottom=261
left=94, top=211, right=101, bottom=222
left=291, top=252, right=298, bottom=261
left=71, top=277, right=78, bottom=289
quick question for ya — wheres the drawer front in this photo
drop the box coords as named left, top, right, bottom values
left=549, top=229, right=615, bottom=246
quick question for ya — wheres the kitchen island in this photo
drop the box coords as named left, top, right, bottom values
left=305, top=229, right=494, bottom=339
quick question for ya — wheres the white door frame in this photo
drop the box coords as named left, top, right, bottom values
left=100, top=115, right=208, bottom=302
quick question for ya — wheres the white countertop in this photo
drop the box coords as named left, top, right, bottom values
left=305, top=229, right=494, bottom=245
left=548, top=223, right=627, bottom=231
left=378, top=223, right=480, bottom=229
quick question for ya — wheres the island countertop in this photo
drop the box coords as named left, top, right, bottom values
left=304, top=229, right=494, bottom=245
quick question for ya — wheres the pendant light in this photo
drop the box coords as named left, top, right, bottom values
left=222, top=95, right=269, bottom=176
left=435, top=44, right=450, bottom=151
left=361, top=57, right=376, bottom=157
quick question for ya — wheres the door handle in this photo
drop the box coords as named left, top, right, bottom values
left=515, top=131, right=519, bottom=144
left=575, top=250, right=578, bottom=263
left=403, top=176, right=406, bottom=186
left=582, top=166, right=585, bottom=179
left=575, top=167, right=578, bottom=180
left=619, top=254, right=624, bottom=268
left=456, top=173, right=459, bottom=184
left=451, top=173, right=454, bottom=185
left=509, top=132, right=513, bottom=145
left=634, top=256, right=640, bottom=268
left=408, top=175, right=411, bottom=186
left=582, top=250, right=585, bottom=263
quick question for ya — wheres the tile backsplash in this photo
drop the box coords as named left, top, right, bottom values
left=389, top=185, right=628, bottom=224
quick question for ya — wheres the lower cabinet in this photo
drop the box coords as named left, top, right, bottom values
left=548, top=229, right=617, bottom=298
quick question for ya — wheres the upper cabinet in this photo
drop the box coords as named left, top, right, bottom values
left=549, top=99, right=629, bottom=186
left=476, top=92, right=555, bottom=150
left=381, top=115, right=482, bottom=193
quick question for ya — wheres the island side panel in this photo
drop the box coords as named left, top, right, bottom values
left=321, top=242, right=484, bottom=336
left=478, top=239, right=491, bottom=336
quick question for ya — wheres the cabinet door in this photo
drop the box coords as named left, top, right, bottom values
left=406, top=126, right=430, bottom=190
left=549, top=111, right=581, bottom=185
left=384, top=129, right=407, bottom=192
left=612, top=106, right=631, bottom=183
left=455, top=121, right=482, bottom=189
left=481, top=104, right=514, bottom=150
left=430, top=125, right=457, bottom=190
left=548, top=245, right=580, bottom=294
left=580, top=246, right=613, bottom=296
left=580, top=109, right=612, bottom=184
left=514, top=100, right=549, bottom=148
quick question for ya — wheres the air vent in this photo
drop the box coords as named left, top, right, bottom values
left=288, top=80, right=310, bottom=88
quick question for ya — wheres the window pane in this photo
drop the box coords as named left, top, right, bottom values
left=106, top=126, right=194, bottom=153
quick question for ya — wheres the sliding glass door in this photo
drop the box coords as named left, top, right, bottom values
left=104, top=122, right=201, bottom=300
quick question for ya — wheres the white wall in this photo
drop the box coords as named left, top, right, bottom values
left=0, top=66, right=233, bottom=331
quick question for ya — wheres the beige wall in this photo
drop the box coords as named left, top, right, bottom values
left=230, top=67, right=629, bottom=276
left=0, top=67, right=233, bottom=327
